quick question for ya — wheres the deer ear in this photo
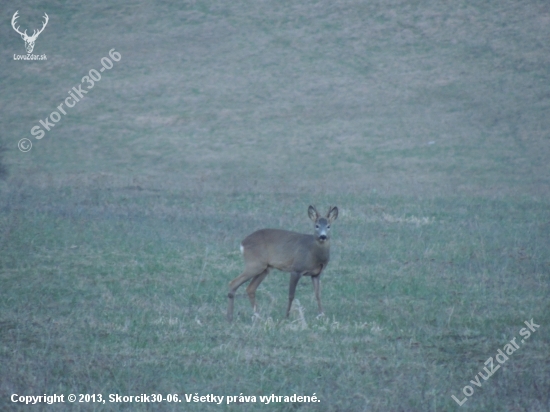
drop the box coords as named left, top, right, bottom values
left=327, top=206, right=338, bottom=222
left=308, top=205, right=319, bottom=221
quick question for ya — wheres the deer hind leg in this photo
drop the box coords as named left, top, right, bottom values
left=246, top=268, right=270, bottom=315
left=286, top=272, right=302, bottom=318
left=311, top=275, right=324, bottom=316
left=227, top=262, right=267, bottom=322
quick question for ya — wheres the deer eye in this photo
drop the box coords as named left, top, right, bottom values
left=327, top=225, right=331, bottom=229
left=315, top=224, right=320, bottom=229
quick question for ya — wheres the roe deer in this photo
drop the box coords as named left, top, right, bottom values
left=227, top=205, right=338, bottom=322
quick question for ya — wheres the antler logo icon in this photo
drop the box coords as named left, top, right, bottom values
left=11, top=10, right=49, bottom=54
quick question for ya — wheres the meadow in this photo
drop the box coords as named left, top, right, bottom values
left=1, top=0, right=549, bottom=410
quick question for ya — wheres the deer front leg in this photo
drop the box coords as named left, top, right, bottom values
left=311, top=275, right=324, bottom=316
left=286, top=272, right=302, bottom=318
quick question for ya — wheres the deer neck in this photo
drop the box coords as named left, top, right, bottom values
left=313, top=239, right=330, bottom=261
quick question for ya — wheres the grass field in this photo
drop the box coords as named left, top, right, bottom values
left=1, top=0, right=549, bottom=410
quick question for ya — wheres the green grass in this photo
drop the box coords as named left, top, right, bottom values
left=1, top=191, right=548, bottom=411
left=1, top=0, right=550, bottom=410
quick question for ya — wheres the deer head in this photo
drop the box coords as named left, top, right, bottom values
left=12, top=11, right=49, bottom=54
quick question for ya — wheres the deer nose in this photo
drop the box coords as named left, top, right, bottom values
left=319, top=234, right=327, bottom=241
